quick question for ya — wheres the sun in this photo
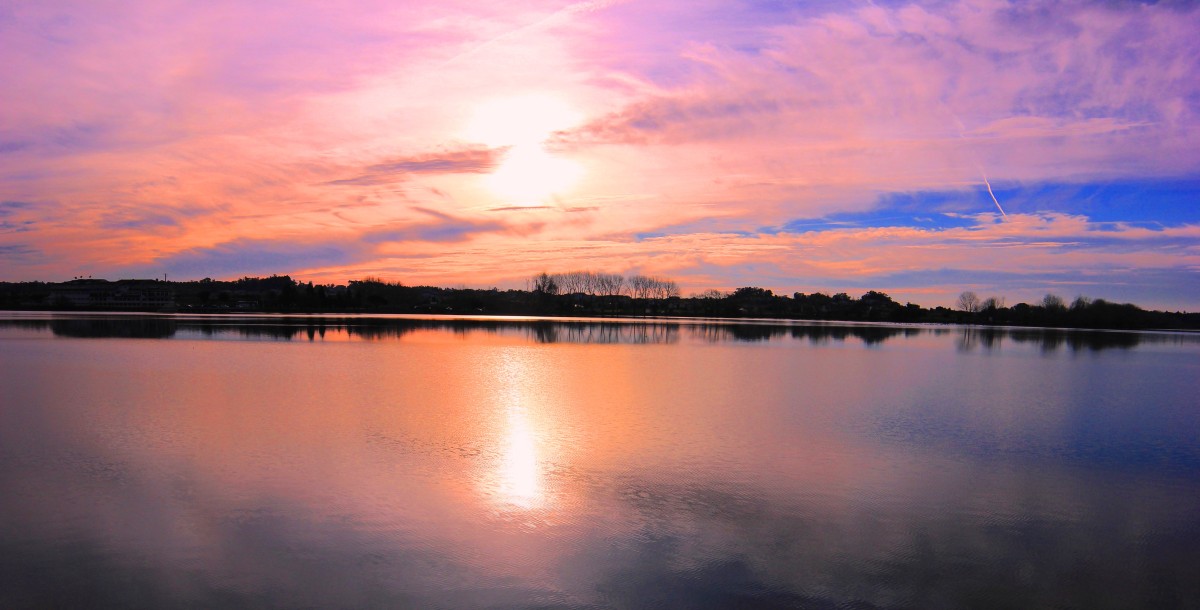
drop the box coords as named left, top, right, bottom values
left=465, top=94, right=580, bottom=147
left=485, top=147, right=583, bottom=202
left=464, top=94, right=584, bottom=204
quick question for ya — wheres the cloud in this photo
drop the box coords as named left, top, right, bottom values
left=299, top=209, right=1199, bottom=309
left=562, top=0, right=1200, bottom=187
left=363, top=208, right=510, bottom=243
left=141, top=207, right=522, bottom=279
left=0, top=220, right=36, bottom=233
left=1, top=0, right=1197, bottom=306
left=0, top=244, right=38, bottom=260
left=0, top=201, right=32, bottom=217
left=0, top=141, right=32, bottom=154
left=325, top=147, right=507, bottom=186
left=151, top=239, right=362, bottom=278
left=98, top=209, right=184, bottom=231
left=0, top=200, right=36, bottom=232
left=648, top=212, right=1200, bottom=306
left=552, top=97, right=791, bottom=146
left=487, top=205, right=553, bottom=212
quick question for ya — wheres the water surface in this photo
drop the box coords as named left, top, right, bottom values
left=1, top=313, right=1198, bottom=608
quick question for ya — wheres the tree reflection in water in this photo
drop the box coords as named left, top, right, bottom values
left=0, top=313, right=1191, bottom=352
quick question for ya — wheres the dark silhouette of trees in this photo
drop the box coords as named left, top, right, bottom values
left=694, top=289, right=726, bottom=300
left=530, top=272, right=559, bottom=295
left=628, top=275, right=679, bottom=299
left=526, top=271, right=678, bottom=301
left=2, top=274, right=1196, bottom=331
left=957, top=291, right=982, bottom=313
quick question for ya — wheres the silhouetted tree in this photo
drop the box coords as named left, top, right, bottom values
left=531, top=272, right=558, bottom=295
left=1042, top=293, right=1066, bottom=311
left=957, top=291, right=982, bottom=313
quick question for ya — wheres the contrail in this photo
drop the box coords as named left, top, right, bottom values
left=951, top=111, right=1007, bottom=218
left=907, top=28, right=1013, bottom=220
left=980, top=171, right=1007, bottom=217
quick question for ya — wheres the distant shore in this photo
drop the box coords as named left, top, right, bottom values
left=2, top=275, right=1196, bottom=331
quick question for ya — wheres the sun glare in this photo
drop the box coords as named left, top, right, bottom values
left=465, top=94, right=584, bottom=204
left=486, top=147, right=583, bottom=202
left=465, top=94, right=580, bottom=147
left=501, top=406, right=540, bottom=508
left=486, top=350, right=549, bottom=511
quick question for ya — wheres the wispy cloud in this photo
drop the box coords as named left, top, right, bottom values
left=140, top=207, right=523, bottom=278
left=563, top=0, right=1199, bottom=189
left=325, top=147, right=507, bottom=186
left=0, top=0, right=1197, bottom=306
left=97, top=205, right=211, bottom=231
left=0, top=201, right=33, bottom=217
left=0, top=244, right=39, bottom=260
left=0, top=201, right=39, bottom=234
left=363, top=207, right=511, bottom=243
left=152, top=239, right=362, bottom=279
left=0, top=220, right=36, bottom=233
left=299, top=211, right=1199, bottom=308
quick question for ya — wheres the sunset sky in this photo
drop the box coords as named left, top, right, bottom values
left=2, top=0, right=1198, bottom=309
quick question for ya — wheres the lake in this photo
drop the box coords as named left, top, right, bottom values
left=1, top=313, right=1198, bottom=609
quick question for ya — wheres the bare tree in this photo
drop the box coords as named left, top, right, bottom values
left=694, top=288, right=726, bottom=299
left=595, top=273, right=625, bottom=296
left=580, top=272, right=599, bottom=296
left=554, top=271, right=580, bottom=295
left=530, top=272, right=558, bottom=294
left=1042, top=293, right=1065, bottom=310
left=629, top=275, right=652, bottom=299
left=660, top=279, right=680, bottom=299
left=981, top=296, right=1005, bottom=310
left=956, top=291, right=981, bottom=313
left=535, top=270, right=677, bottom=300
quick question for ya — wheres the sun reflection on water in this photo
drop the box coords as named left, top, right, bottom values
left=488, top=350, right=549, bottom=511
left=500, top=406, right=541, bottom=508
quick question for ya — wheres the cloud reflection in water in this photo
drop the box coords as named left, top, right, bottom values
left=1, top=315, right=1198, bottom=608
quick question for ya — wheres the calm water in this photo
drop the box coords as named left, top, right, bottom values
left=1, top=313, right=1198, bottom=609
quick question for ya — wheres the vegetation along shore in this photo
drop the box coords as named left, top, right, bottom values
left=2, top=271, right=1195, bottom=331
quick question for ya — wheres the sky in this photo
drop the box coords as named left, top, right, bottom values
left=1, top=0, right=1198, bottom=310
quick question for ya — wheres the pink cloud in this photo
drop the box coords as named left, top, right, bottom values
left=554, top=0, right=1200, bottom=222
left=285, top=211, right=1197, bottom=307
left=0, top=0, right=1197, bottom=308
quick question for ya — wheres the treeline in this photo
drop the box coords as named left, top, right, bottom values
left=945, top=291, right=1187, bottom=330
left=529, top=271, right=680, bottom=299
left=672, top=286, right=1198, bottom=330
left=1, top=274, right=1196, bottom=330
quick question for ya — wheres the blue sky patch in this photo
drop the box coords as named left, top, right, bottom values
left=987, top=178, right=1200, bottom=226
left=773, top=210, right=978, bottom=233
left=769, top=178, right=1200, bottom=235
